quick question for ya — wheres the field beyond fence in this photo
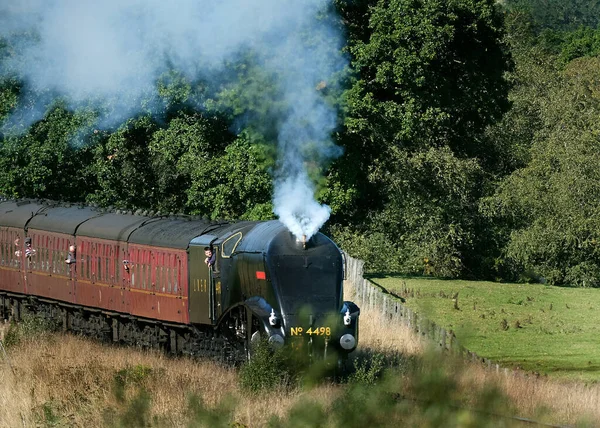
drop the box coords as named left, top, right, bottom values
left=345, top=256, right=505, bottom=370
left=345, top=254, right=600, bottom=382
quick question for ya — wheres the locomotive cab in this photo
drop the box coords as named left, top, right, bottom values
left=188, top=236, right=221, bottom=324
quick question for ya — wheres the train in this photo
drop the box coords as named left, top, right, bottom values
left=0, top=198, right=359, bottom=364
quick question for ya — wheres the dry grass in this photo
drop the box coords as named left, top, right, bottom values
left=355, top=302, right=425, bottom=357
left=0, top=282, right=596, bottom=426
left=344, top=280, right=425, bottom=357
left=463, top=365, right=600, bottom=425
left=0, top=333, right=342, bottom=427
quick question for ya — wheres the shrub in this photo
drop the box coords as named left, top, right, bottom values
left=238, top=340, right=292, bottom=393
left=113, top=365, right=153, bottom=403
left=3, top=312, right=59, bottom=348
left=347, top=353, right=386, bottom=386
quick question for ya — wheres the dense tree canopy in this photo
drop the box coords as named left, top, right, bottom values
left=2, top=0, right=600, bottom=285
left=331, top=0, right=511, bottom=276
left=505, top=0, right=600, bottom=31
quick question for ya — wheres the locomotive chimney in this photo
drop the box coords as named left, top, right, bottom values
left=292, top=232, right=310, bottom=250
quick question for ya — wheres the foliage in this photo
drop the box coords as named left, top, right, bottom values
left=373, top=147, right=486, bottom=277
left=333, top=0, right=512, bottom=278
left=103, top=365, right=160, bottom=427
left=147, top=111, right=232, bottom=215
left=344, top=0, right=510, bottom=155
left=0, top=77, right=19, bottom=123
left=504, top=0, right=600, bottom=32
left=329, top=224, right=403, bottom=273
left=104, top=388, right=153, bottom=428
left=186, top=394, right=237, bottom=428
left=113, top=365, right=154, bottom=402
left=553, top=26, right=600, bottom=64
left=347, top=352, right=386, bottom=385
left=238, top=339, right=293, bottom=393
left=269, top=353, right=514, bottom=428
left=483, top=53, right=600, bottom=285
left=183, top=134, right=274, bottom=220
left=0, top=103, right=97, bottom=201
left=2, top=312, right=60, bottom=348
left=87, top=116, right=158, bottom=209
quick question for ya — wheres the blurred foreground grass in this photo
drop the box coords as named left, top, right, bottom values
left=0, top=303, right=597, bottom=426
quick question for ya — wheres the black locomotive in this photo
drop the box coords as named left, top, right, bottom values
left=0, top=199, right=359, bottom=364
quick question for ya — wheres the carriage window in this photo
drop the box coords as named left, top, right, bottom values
left=147, top=262, right=151, bottom=289
left=174, top=260, right=179, bottom=294
left=222, top=232, right=242, bottom=258
left=80, top=248, right=85, bottom=278
left=155, top=266, right=160, bottom=291
left=163, top=266, right=168, bottom=292
left=11, top=235, right=19, bottom=267
left=165, top=267, right=170, bottom=292
left=142, top=264, right=147, bottom=289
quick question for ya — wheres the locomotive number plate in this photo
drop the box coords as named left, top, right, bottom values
left=290, top=327, right=331, bottom=336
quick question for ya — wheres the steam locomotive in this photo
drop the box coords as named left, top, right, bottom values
left=0, top=199, right=359, bottom=363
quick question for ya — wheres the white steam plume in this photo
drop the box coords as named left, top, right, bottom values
left=0, top=0, right=346, bottom=239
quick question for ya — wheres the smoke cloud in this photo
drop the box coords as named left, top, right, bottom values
left=0, top=0, right=346, bottom=239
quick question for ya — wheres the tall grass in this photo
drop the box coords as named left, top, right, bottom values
left=0, top=292, right=597, bottom=426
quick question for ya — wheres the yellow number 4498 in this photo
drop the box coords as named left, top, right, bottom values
left=306, top=327, right=331, bottom=336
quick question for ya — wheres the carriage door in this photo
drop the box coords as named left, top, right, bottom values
left=188, top=242, right=219, bottom=325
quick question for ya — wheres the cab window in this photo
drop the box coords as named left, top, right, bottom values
left=222, top=232, right=242, bottom=258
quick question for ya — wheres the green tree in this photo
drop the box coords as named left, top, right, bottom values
left=332, top=0, right=512, bottom=276
left=148, top=112, right=231, bottom=214
left=88, top=116, right=158, bottom=209
left=484, top=55, right=600, bottom=286
left=345, top=0, right=510, bottom=157
left=184, top=134, right=274, bottom=220
left=0, top=77, right=19, bottom=124
left=0, top=103, right=96, bottom=201
left=504, top=0, right=600, bottom=31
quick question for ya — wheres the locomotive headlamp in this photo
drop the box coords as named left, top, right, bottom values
left=269, top=309, right=279, bottom=326
left=343, top=309, right=351, bottom=326
left=339, top=334, right=356, bottom=350
left=268, top=333, right=284, bottom=348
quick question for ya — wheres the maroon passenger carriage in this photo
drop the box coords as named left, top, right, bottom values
left=0, top=198, right=360, bottom=363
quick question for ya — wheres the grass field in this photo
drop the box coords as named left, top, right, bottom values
left=367, top=275, right=600, bottom=381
